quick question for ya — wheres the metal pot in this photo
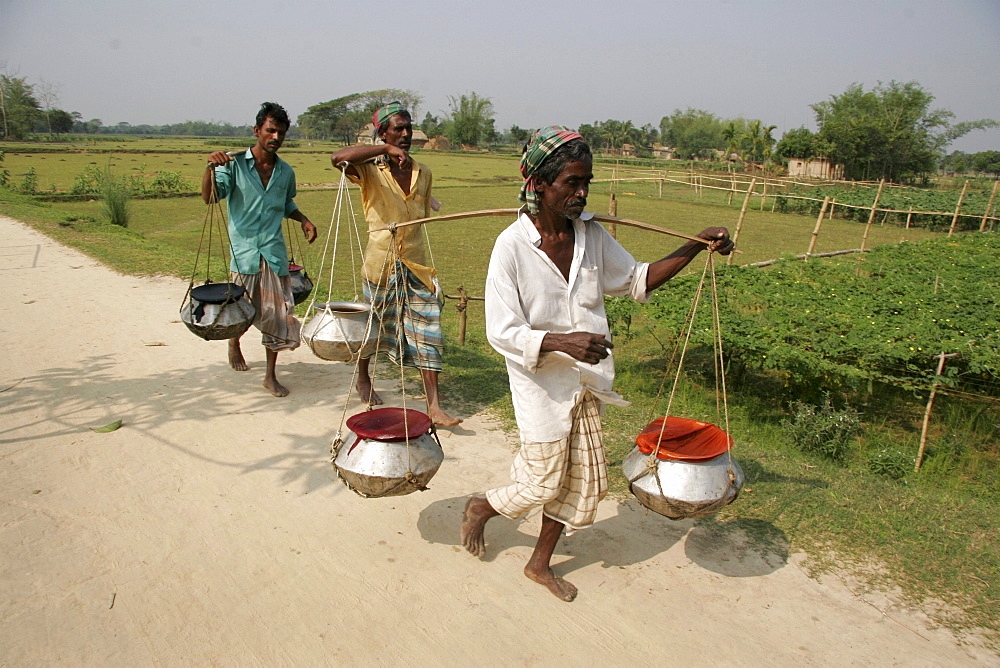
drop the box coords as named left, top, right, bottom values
left=180, top=283, right=256, bottom=341
left=622, top=445, right=744, bottom=520
left=333, top=408, right=443, bottom=498
left=302, top=301, right=379, bottom=362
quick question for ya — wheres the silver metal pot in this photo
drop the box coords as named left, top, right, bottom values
left=302, top=301, right=379, bottom=362
left=333, top=430, right=444, bottom=498
left=180, top=295, right=255, bottom=341
left=622, top=445, right=744, bottom=520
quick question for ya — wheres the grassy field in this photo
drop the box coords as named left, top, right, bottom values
left=1, top=137, right=996, bottom=641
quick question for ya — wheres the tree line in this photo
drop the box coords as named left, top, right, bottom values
left=3, top=73, right=997, bottom=183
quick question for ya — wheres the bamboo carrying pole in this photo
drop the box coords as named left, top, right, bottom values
left=728, top=177, right=757, bottom=267
left=371, top=208, right=714, bottom=246
left=980, top=180, right=999, bottom=233
left=806, top=196, right=831, bottom=260
left=947, top=180, right=970, bottom=238
left=915, top=352, right=959, bottom=472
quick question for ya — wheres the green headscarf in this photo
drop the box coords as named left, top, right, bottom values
left=518, top=125, right=584, bottom=214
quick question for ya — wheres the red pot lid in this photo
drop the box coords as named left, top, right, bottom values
left=288, top=263, right=303, bottom=272
left=347, top=407, right=432, bottom=442
left=635, top=416, right=733, bottom=462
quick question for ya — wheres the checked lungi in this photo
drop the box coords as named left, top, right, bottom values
left=232, top=258, right=301, bottom=352
left=487, top=392, right=608, bottom=532
left=363, top=262, right=444, bottom=371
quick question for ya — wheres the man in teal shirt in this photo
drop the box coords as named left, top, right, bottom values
left=202, top=102, right=317, bottom=397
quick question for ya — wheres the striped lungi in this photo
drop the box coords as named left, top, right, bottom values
left=232, top=258, right=301, bottom=352
left=487, top=392, right=607, bottom=533
left=363, top=262, right=443, bottom=371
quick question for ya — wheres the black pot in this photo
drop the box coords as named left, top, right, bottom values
left=190, top=282, right=246, bottom=305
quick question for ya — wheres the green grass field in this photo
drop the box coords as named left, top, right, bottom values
left=1, top=137, right=995, bottom=641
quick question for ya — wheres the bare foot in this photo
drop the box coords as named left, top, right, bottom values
left=429, top=408, right=462, bottom=428
left=524, top=566, right=578, bottom=602
left=228, top=340, right=248, bottom=371
left=263, top=377, right=289, bottom=397
left=461, top=496, right=496, bottom=558
left=356, top=378, right=382, bottom=405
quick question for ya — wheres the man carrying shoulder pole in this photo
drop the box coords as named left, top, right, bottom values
left=202, top=102, right=317, bottom=397
left=461, top=126, right=733, bottom=600
left=331, top=102, right=461, bottom=427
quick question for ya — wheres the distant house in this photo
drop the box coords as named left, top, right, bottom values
left=652, top=145, right=678, bottom=160
left=602, top=143, right=637, bottom=158
left=787, top=157, right=844, bottom=180
left=354, top=123, right=429, bottom=147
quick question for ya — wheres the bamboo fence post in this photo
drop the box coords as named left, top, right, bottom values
left=608, top=193, right=618, bottom=238
left=759, top=179, right=768, bottom=211
left=728, top=176, right=735, bottom=205
left=915, top=352, right=958, bottom=472
left=728, top=177, right=757, bottom=267
left=828, top=201, right=836, bottom=220
left=947, top=179, right=969, bottom=237
left=456, top=286, right=469, bottom=345
left=859, top=179, right=886, bottom=252
left=980, top=180, right=999, bottom=233
left=906, top=205, right=913, bottom=230
left=806, top=197, right=831, bottom=260
left=658, top=177, right=663, bottom=198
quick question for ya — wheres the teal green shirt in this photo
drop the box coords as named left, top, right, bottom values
left=213, top=148, right=300, bottom=276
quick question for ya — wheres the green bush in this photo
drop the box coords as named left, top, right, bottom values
left=17, top=167, right=38, bottom=194
left=782, top=396, right=862, bottom=461
left=71, top=165, right=104, bottom=195
left=100, top=173, right=132, bottom=227
left=867, top=447, right=912, bottom=479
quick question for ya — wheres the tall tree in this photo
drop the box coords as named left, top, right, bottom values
left=508, top=124, right=530, bottom=145
left=46, top=109, right=73, bottom=134
left=297, top=89, right=422, bottom=143
left=0, top=75, right=41, bottom=139
left=599, top=119, right=638, bottom=149
left=577, top=122, right=603, bottom=150
left=774, top=127, right=819, bottom=161
left=421, top=112, right=443, bottom=138
left=35, top=79, right=61, bottom=134
left=659, top=108, right=726, bottom=159
left=812, top=81, right=998, bottom=182
left=446, top=92, right=495, bottom=147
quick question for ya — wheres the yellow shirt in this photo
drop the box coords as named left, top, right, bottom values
left=347, top=159, right=436, bottom=290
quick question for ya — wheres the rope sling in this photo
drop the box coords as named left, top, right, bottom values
left=282, top=215, right=314, bottom=305
left=624, top=250, right=743, bottom=519
left=179, top=154, right=255, bottom=341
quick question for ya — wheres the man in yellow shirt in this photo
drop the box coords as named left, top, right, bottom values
left=331, top=102, right=461, bottom=427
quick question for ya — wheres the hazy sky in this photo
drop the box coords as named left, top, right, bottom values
left=2, top=0, right=998, bottom=152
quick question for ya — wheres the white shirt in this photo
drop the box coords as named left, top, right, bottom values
left=485, top=211, right=650, bottom=441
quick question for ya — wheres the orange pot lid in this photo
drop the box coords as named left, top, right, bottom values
left=635, top=416, right=733, bottom=462
left=347, top=407, right=432, bottom=442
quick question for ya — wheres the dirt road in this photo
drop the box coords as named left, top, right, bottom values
left=0, top=215, right=993, bottom=665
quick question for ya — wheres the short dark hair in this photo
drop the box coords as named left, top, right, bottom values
left=534, top=139, right=592, bottom=185
left=256, top=102, right=290, bottom=129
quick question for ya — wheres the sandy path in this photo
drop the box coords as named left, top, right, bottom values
left=0, top=215, right=994, bottom=666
